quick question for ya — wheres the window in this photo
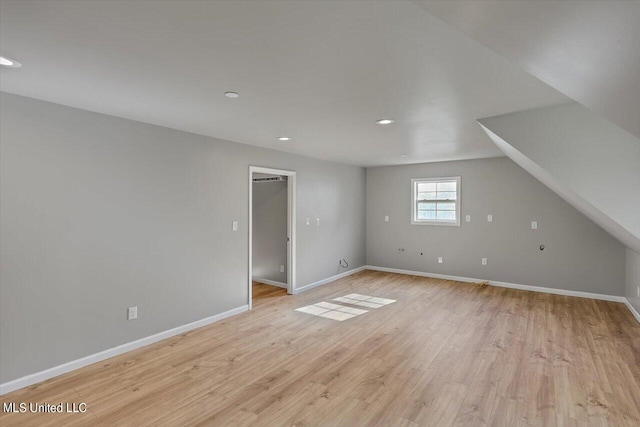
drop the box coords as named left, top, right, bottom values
left=411, top=177, right=460, bottom=226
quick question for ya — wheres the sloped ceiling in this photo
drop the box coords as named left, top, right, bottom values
left=479, top=103, right=640, bottom=253
left=417, top=1, right=640, bottom=252
left=415, top=0, right=640, bottom=141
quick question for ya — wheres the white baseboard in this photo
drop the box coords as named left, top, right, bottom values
left=0, top=305, right=248, bottom=396
left=295, top=266, right=366, bottom=294
left=624, top=299, right=640, bottom=324
left=488, top=280, right=626, bottom=303
left=365, top=265, right=627, bottom=303
left=252, top=277, right=287, bottom=288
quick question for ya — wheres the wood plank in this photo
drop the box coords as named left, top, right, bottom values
left=1, top=273, right=638, bottom=426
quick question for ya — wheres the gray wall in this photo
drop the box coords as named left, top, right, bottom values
left=0, top=93, right=366, bottom=383
left=366, top=157, right=626, bottom=295
left=627, top=249, right=640, bottom=313
left=252, top=181, right=287, bottom=283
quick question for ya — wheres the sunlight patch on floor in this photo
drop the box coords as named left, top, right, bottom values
left=333, top=293, right=396, bottom=308
left=295, top=301, right=368, bottom=321
left=295, top=294, right=396, bottom=321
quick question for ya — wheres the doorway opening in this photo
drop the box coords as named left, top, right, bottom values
left=249, top=166, right=296, bottom=310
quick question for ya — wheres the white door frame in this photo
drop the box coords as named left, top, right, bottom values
left=248, top=166, right=296, bottom=309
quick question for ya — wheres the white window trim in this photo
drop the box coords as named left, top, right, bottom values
left=411, top=176, right=461, bottom=226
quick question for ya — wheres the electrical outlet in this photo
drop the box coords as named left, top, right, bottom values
left=531, top=221, right=538, bottom=230
left=127, top=306, right=138, bottom=320
left=637, top=286, right=640, bottom=298
left=384, top=215, right=389, bottom=222
left=465, top=215, right=471, bottom=222
left=482, top=258, right=487, bottom=266
left=438, top=257, right=443, bottom=264
left=280, top=265, right=285, bottom=273
left=487, top=214, right=493, bottom=223
left=232, top=221, right=238, bottom=232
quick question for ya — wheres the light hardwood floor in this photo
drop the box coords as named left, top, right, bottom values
left=1, top=271, right=639, bottom=426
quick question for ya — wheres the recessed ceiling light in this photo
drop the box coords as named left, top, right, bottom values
left=277, top=137, right=291, bottom=141
left=376, top=119, right=394, bottom=125
left=224, top=91, right=239, bottom=98
left=0, top=56, right=21, bottom=68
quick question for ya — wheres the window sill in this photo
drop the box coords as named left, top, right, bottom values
left=411, top=220, right=461, bottom=227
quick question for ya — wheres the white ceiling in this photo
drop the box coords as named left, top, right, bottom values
left=0, top=0, right=568, bottom=166
left=415, top=0, right=640, bottom=141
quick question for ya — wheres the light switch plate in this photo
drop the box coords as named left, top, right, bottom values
left=385, top=215, right=389, bottom=222
left=531, top=221, right=538, bottom=230
left=487, top=214, right=493, bottom=223
left=128, top=306, right=137, bottom=320
left=316, top=218, right=320, bottom=226
left=232, top=221, right=238, bottom=231
left=465, top=215, right=471, bottom=222
left=482, top=258, right=487, bottom=266
left=306, top=217, right=310, bottom=225
left=438, top=257, right=443, bottom=264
